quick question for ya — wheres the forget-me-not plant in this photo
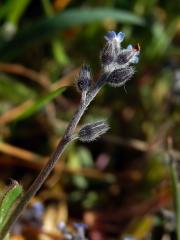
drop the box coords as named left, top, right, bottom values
left=0, top=31, right=140, bottom=239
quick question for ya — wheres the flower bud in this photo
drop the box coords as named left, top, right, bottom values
left=107, top=66, right=134, bottom=87
left=78, top=120, right=109, bottom=142
left=76, top=64, right=91, bottom=92
left=101, top=42, right=114, bottom=65
left=116, top=50, right=135, bottom=65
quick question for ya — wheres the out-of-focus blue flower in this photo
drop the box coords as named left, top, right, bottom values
left=105, top=31, right=125, bottom=43
left=57, top=221, right=66, bottom=231
left=74, top=223, right=87, bottom=240
left=31, top=202, right=44, bottom=219
left=57, top=221, right=73, bottom=240
left=74, top=223, right=87, bottom=230
left=22, top=201, right=44, bottom=221
left=57, top=222, right=88, bottom=240
left=12, top=201, right=44, bottom=234
left=123, top=236, right=135, bottom=240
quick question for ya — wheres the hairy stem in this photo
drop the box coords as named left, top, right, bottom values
left=0, top=73, right=108, bottom=240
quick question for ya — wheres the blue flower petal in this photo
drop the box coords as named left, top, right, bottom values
left=123, top=237, right=135, bottom=240
left=31, top=202, right=44, bottom=218
left=57, top=221, right=66, bottom=231
left=117, top=32, right=125, bottom=42
left=105, top=31, right=116, bottom=41
left=74, top=223, right=87, bottom=230
left=131, top=55, right=139, bottom=64
left=127, top=44, right=133, bottom=50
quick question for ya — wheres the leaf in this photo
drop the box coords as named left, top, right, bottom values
left=17, top=87, right=66, bottom=120
left=0, top=8, right=145, bottom=60
left=77, top=147, right=94, bottom=168
left=51, top=38, right=69, bottom=65
left=0, top=181, right=23, bottom=231
left=6, top=0, right=31, bottom=25
left=41, top=0, right=69, bottom=65
left=67, top=148, right=89, bottom=189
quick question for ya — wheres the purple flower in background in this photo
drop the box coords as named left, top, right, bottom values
left=74, top=223, right=88, bottom=240
left=31, top=202, right=44, bottom=219
left=123, top=236, right=135, bottom=240
left=57, top=221, right=73, bottom=240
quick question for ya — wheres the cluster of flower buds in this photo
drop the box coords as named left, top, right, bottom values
left=78, top=120, right=109, bottom=142
left=101, top=31, right=140, bottom=87
left=12, top=201, right=44, bottom=235
left=75, top=30, right=140, bottom=144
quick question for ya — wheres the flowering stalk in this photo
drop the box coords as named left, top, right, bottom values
left=0, top=31, right=140, bottom=239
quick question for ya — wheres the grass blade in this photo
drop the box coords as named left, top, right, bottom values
left=0, top=8, right=145, bottom=60
left=0, top=181, right=23, bottom=231
left=17, top=87, right=66, bottom=120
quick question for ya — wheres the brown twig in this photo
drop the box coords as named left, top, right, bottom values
left=0, top=142, right=114, bottom=182
left=0, top=100, right=33, bottom=126
left=104, top=135, right=180, bottom=161
left=0, top=142, right=44, bottom=164
left=0, top=63, right=50, bottom=88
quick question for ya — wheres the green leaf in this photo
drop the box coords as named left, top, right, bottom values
left=17, top=87, right=66, bottom=120
left=41, top=0, right=54, bottom=17
left=41, top=0, right=69, bottom=65
left=51, top=38, right=69, bottom=65
left=77, top=147, right=94, bottom=168
left=0, top=181, right=23, bottom=231
left=6, top=0, right=31, bottom=25
left=67, top=147, right=89, bottom=189
left=0, top=8, right=145, bottom=60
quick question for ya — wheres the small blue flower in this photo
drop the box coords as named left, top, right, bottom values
left=117, top=32, right=125, bottom=42
left=127, top=44, right=133, bottom=50
left=104, top=31, right=116, bottom=41
left=130, top=55, right=140, bottom=64
left=126, top=44, right=140, bottom=64
left=105, top=31, right=125, bottom=43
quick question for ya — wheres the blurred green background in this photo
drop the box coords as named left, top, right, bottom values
left=0, top=0, right=179, bottom=239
